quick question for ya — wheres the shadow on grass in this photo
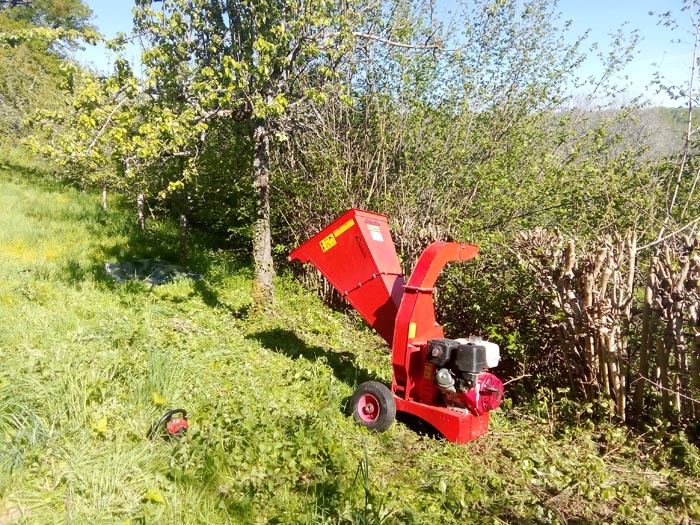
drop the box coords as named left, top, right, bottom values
left=247, top=329, right=455, bottom=441
left=63, top=260, right=92, bottom=286
left=54, top=197, right=251, bottom=313
left=85, top=209, right=256, bottom=309
left=0, top=157, right=67, bottom=193
left=60, top=251, right=253, bottom=320
left=1, top=155, right=256, bottom=314
left=246, top=328, right=381, bottom=388
left=395, top=412, right=444, bottom=441
left=192, top=279, right=251, bottom=318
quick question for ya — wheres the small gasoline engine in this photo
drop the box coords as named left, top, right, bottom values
left=426, top=337, right=503, bottom=415
left=289, top=208, right=503, bottom=443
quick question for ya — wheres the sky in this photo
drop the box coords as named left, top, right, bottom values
left=76, top=0, right=692, bottom=107
left=557, top=0, right=691, bottom=107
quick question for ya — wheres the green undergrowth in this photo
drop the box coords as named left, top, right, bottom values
left=0, top=162, right=699, bottom=524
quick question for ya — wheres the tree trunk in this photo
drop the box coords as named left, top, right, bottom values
left=251, top=119, right=274, bottom=308
left=101, top=181, right=107, bottom=211
left=179, top=213, right=188, bottom=263
left=177, top=159, right=189, bottom=263
left=137, top=193, right=146, bottom=230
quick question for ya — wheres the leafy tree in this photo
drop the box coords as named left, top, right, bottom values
left=273, top=0, right=645, bottom=259
left=110, top=0, right=437, bottom=308
left=1, top=0, right=92, bottom=31
left=0, top=0, right=94, bottom=147
left=0, top=0, right=32, bottom=10
left=30, top=59, right=139, bottom=204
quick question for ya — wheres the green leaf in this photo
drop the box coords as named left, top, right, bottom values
left=93, top=417, right=108, bottom=434
left=151, top=391, right=167, bottom=406
left=145, top=487, right=165, bottom=504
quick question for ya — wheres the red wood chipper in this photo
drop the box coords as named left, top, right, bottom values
left=289, top=209, right=503, bottom=443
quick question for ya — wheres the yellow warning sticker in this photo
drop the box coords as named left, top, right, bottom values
left=320, top=234, right=337, bottom=252
left=333, top=219, right=355, bottom=238
left=408, top=322, right=417, bottom=339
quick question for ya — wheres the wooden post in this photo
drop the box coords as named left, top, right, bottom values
left=633, top=258, right=657, bottom=419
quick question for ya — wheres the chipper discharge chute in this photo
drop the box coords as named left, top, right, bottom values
left=289, top=209, right=503, bottom=443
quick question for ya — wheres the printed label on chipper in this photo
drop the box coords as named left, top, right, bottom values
left=320, top=234, right=337, bottom=252
left=367, top=224, right=384, bottom=242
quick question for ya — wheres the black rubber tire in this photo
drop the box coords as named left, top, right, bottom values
left=350, top=381, right=396, bottom=432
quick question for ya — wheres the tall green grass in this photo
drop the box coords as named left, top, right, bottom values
left=0, top=158, right=699, bottom=524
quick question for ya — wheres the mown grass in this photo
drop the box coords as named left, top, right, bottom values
left=0, top=155, right=699, bottom=524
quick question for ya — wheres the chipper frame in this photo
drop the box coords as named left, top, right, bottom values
left=289, top=209, right=502, bottom=443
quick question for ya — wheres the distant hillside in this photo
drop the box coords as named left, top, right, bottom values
left=556, top=106, right=696, bottom=163
left=638, top=106, right=699, bottom=158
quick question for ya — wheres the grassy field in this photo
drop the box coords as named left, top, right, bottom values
left=1, top=157, right=699, bottom=524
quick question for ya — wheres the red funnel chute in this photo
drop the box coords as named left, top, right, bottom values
left=288, top=209, right=405, bottom=345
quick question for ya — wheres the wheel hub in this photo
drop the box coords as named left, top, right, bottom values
left=357, top=394, right=380, bottom=422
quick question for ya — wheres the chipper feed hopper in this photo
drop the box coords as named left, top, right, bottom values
left=289, top=209, right=503, bottom=443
